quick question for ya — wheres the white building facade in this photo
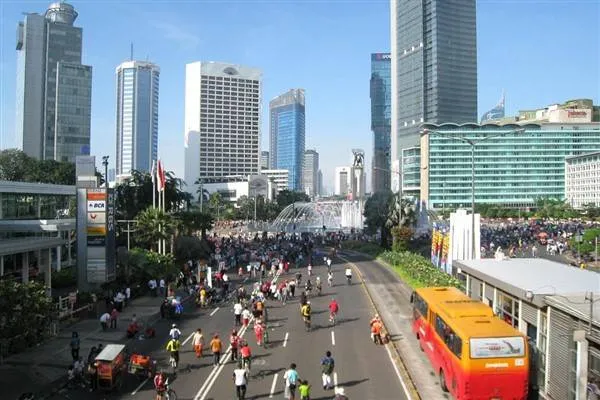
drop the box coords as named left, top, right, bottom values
left=184, top=62, right=262, bottom=194
left=335, top=167, right=351, bottom=196
left=115, top=60, right=159, bottom=178
left=565, top=151, right=600, bottom=209
left=261, top=169, right=289, bottom=193
left=303, top=149, right=319, bottom=198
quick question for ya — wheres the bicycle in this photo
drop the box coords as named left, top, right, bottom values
left=242, top=357, right=252, bottom=373
left=330, top=312, right=337, bottom=327
left=159, top=378, right=177, bottom=400
left=263, top=326, right=269, bottom=348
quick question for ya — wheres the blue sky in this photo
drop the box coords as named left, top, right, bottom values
left=0, top=0, right=598, bottom=193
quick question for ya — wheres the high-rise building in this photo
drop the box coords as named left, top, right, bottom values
left=317, top=170, right=323, bottom=196
left=184, top=62, right=262, bottom=193
left=390, top=0, right=477, bottom=187
left=115, top=60, right=160, bottom=178
left=16, top=2, right=92, bottom=162
left=370, top=53, right=392, bottom=193
left=335, top=167, right=351, bottom=196
left=303, top=149, right=319, bottom=198
left=269, top=89, right=306, bottom=191
left=260, top=150, right=270, bottom=170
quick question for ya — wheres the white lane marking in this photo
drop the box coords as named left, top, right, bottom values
left=131, top=377, right=148, bottom=395
left=384, top=339, right=412, bottom=399
left=333, top=371, right=338, bottom=390
left=283, top=332, right=289, bottom=347
left=209, top=307, right=220, bottom=316
left=269, top=373, right=278, bottom=398
left=182, top=331, right=195, bottom=346
left=331, top=331, right=336, bottom=346
left=194, top=316, right=253, bottom=400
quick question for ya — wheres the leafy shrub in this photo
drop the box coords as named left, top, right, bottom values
left=51, top=267, right=76, bottom=289
left=379, top=250, right=463, bottom=289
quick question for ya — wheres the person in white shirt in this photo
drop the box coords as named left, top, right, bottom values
left=169, top=324, right=181, bottom=340
left=241, top=307, right=252, bottom=327
left=159, top=279, right=166, bottom=296
left=99, top=312, right=110, bottom=331
left=125, top=287, right=131, bottom=306
left=192, top=328, right=204, bottom=358
left=233, top=301, right=243, bottom=326
left=232, top=362, right=248, bottom=399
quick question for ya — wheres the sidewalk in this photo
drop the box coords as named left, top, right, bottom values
left=341, top=251, right=450, bottom=400
left=0, top=291, right=182, bottom=400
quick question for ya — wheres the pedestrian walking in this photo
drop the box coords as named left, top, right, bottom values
left=210, top=334, right=223, bottom=365
left=110, top=308, right=118, bottom=329
left=283, top=363, right=299, bottom=400
left=320, top=350, right=335, bottom=390
left=233, top=361, right=248, bottom=400
left=233, top=300, right=243, bottom=327
left=230, top=330, right=240, bottom=361
left=298, top=379, right=311, bottom=400
left=192, top=328, right=204, bottom=358
left=70, top=332, right=80, bottom=361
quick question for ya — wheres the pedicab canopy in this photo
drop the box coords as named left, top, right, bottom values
left=95, top=344, right=126, bottom=361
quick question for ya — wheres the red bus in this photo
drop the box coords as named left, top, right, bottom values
left=411, top=287, right=529, bottom=400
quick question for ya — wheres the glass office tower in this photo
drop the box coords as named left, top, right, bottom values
left=115, top=60, right=160, bottom=178
left=269, top=89, right=306, bottom=191
left=390, top=0, right=477, bottom=189
left=16, top=2, right=92, bottom=162
left=371, top=53, right=392, bottom=193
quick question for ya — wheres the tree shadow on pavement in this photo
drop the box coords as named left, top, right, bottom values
left=338, top=377, right=370, bottom=387
left=252, top=389, right=284, bottom=399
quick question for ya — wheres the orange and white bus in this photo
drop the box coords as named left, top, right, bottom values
left=411, top=287, right=529, bottom=400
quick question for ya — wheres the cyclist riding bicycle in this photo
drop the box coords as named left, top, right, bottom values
left=305, top=279, right=313, bottom=293
left=328, top=298, right=339, bottom=323
left=345, top=267, right=352, bottom=284
left=240, top=341, right=252, bottom=370
left=327, top=271, right=333, bottom=287
left=301, top=301, right=312, bottom=329
left=165, top=337, right=180, bottom=369
left=315, top=276, right=322, bottom=294
left=154, top=371, right=166, bottom=400
left=169, top=324, right=181, bottom=340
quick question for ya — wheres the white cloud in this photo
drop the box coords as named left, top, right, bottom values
left=150, top=20, right=200, bottom=50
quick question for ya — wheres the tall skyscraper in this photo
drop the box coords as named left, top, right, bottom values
left=260, top=150, right=270, bottom=170
left=184, top=62, right=261, bottom=192
left=317, top=170, right=323, bottom=196
left=302, top=149, right=319, bottom=198
left=371, top=53, right=392, bottom=193
left=335, top=167, right=351, bottom=196
left=269, top=89, right=306, bottom=191
left=115, top=60, right=160, bottom=178
left=16, top=2, right=92, bottom=162
left=390, top=0, right=477, bottom=182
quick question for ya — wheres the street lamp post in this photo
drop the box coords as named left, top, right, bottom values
left=101, top=156, right=109, bottom=188
left=422, top=128, right=525, bottom=259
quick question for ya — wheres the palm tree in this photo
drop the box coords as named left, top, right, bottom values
left=176, top=210, right=214, bottom=238
left=135, top=207, right=175, bottom=252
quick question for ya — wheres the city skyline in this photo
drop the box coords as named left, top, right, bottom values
left=0, top=1, right=598, bottom=192
left=370, top=52, right=391, bottom=193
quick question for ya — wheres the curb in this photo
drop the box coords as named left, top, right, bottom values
left=339, top=254, right=422, bottom=400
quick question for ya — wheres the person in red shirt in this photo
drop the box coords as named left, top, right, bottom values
left=240, top=341, right=252, bottom=370
left=153, top=371, right=166, bottom=400
left=254, top=319, right=265, bottom=346
left=328, top=298, right=339, bottom=324
left=230, top=330, right=240, bottom=361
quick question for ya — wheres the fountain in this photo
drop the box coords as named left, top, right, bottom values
left=268, top=201, right=363, bottom=233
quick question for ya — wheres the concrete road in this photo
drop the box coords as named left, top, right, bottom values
left=53, top=260, right=412, bottom=400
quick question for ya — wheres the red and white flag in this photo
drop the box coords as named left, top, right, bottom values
left=157, top=159, right=166, bottom=192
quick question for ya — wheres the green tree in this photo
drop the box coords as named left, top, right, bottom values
left=0, top=149, right=35, bottom=181
left=135, top=207, right=175, bottom=251
left=174, top=236, right=212, bottom=264
left=176, top=210, right=214, bottom=238
left=363, top=191, right=394, bottom=248
left=120, top=248, right=178, bottom=285
left=0, top=280, right=55, bottom=351
left=276, top=190, right=310, bottom=209
left=386, top=193, right=417, bottom=229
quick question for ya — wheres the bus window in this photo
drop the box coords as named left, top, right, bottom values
left=413, top=293, right=428, bottom=320
left=435, top=315, right=462, bottom=359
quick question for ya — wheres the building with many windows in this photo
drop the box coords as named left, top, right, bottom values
left=269, top=89, right=306, bottom=191
left=184, top=62, right=261, bottom=193
left=115, top=60, right=160, bottom=179
left=371, top=53, right=392, bottom=193
left=261, top=169, right=289, bottom=193
left=260, top=150, right=270, bottom=170
left=420, top=123, right=600, bottom=210
left=488, top=98, right=599, bottom=125
left=390, top=0, right=477, bottom=188
left=16, top=2, right=92, bottom=162
left=303, top=149, right=319, bottom=198
left=565, top=151, right=600, bottom=209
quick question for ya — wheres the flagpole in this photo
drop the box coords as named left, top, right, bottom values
left=152, top=162, right=156, bottom=209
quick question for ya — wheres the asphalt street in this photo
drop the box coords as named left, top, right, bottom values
left=53, top=257, right=411, bottom=400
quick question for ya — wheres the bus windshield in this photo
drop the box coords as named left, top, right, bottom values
left=469, top=336, right=525, bottom=359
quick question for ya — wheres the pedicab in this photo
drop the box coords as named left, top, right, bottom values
left=128, top=353, right=156, bottom=380
left=95, top=344, right=127, bottom=391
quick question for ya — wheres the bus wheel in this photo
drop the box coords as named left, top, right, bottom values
left=439, top=370, right=448, bottom=392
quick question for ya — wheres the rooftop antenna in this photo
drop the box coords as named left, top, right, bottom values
left=130, top=42, right=133, bottom=61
